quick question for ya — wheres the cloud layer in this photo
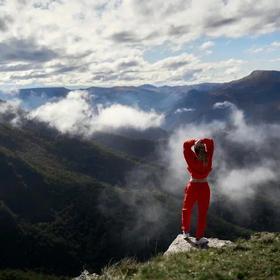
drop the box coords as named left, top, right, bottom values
left=28, top=90, right=164, bottom=135
left=0, top=0, right=279, bottom=88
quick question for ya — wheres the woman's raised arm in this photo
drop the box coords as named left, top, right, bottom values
left=183, top=138, right=196, bottom=166
left=201, top=138, right=214, bottom=161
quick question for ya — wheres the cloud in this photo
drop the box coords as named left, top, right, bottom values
left=213, top=101, right=235, bottom=109
left=110, top=31, right=139, bottom=43
left=95, top=103, right=164, bottom=130
left=32, top=0, right=64, bottom=10
left=0, top=0, right=278, bottom=87
left=206, top=17, right=238, bottom=29
left=271, top=41, right=280, bottom=48
left=28, top=90, right=164, bottom=136
left=167, top=24, right=189, bottom=36
left=110, top=101, right=280, bottom=243
left=0, top=63, right=40, bottom=72
left=0, top=98, right=24, bottom=126
left=181, top=68, right=202, bottom=81
left=116, top=59, right=140, bottom=70
left=154, top=53, right=197, bottom=70
left=174, top=107, right=195, bottom=114
left=248, top=40, right=280, bottom=54
left=0, top=15, right=13, bottom=31
left=161, top=101, right=280, bottom=206
left=0, top=37, right=59, bottom=63
left=200, top=41, right=215, bottom=50
left=213, top=101, right=275, bottom=144
left=216, top=166, right=276, bottom=201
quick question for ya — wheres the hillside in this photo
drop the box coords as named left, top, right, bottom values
left=165, top=70, right=280, bottom=128
left=83, top=231, right=280, bottom=280
left=0, top=120, right=253, bottom=277
left=0, top=121, right=170, bottom=275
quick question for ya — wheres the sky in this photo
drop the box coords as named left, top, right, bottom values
left=0, top=0, right=280, bottom=89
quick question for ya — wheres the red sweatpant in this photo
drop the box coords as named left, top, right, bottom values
left=181, top=181, right=210, bottom=240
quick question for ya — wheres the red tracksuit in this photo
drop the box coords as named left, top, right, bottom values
left=181, top=138, right=214, bottom=240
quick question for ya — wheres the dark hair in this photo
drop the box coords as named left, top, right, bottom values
left=194, top=144, right=208, bottom=165
left=194, top=144, right=204, bottom=154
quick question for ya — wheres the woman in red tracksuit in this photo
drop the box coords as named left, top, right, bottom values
left=181, top=138, right=214, bottom=245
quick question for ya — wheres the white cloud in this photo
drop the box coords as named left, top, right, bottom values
left=174, top=107, right=195, bottom=114
left=200, top=41, right=215, bottom=50
left=271, top=41, right=280, bottom=48
left=28, top=90, right=164, bottom=135
left=95, top=104, right=164, bottom=130
left=248, top=47, right=264, bottom=54
left=217, top=166, right=276, bottom=201
left=213, top=101, right=235, bottom=110
left=0, top=0, right=279, bottom=87
left=161, top=101, right=280, bottom=203
left=213, top=101, right=274, bottom=144
left=248, top=40, right=280, bottom=54
left=0, top=98, right=23, bottom=126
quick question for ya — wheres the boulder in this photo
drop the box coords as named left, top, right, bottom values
left=164, top=234, right=234, bottom=256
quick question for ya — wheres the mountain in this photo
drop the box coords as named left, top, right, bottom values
left=4, top=70, right=279, bottom=131
left=18, top=87, right=70, bottom=99
left=228, top=70, right=280, bottom=86
left=0, top=82, right=221, bottom=113
left=90, top=132, right=159, bottom=161
left=0, top=121, right=153, bottom=275
left=0, top=120, right=252, bottom=277
left=165, top=70, right=280, bottom=129
left=0, top=70, right=280, bottom=278
left=0, top=120, right=178, bottom=275
left=17, top=87, right=70, bottom=109
left=209, top=70, right=280, bottom=122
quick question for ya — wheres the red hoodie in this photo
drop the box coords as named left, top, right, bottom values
left=183, top=138, right=214, bottom=179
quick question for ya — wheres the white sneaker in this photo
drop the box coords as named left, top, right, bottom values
left=182, top=232, right=190, bottom=239
left=195, top=237, right=209, bottom=245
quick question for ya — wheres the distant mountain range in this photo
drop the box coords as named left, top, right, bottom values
left=1, top=70, right=279, bottom=130
left=0, top=70, right=279, bottom=277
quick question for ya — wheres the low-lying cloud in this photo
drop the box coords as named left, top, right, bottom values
left=0, top=98, right=23, bottom=126
left=113, top=100, right=280, bottom=242
left=161, top=101, right=280, bottom=205
left=28, top=90, right=164, bottom=136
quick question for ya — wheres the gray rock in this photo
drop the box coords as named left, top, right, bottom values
left=164, top=234, right=234, bottom=256
left=72, top=270, right=99, bottom=280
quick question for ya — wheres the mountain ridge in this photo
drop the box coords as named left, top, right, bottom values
left=9, top=70, right=279, bottom=92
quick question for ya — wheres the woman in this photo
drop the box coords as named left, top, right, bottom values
left=181, top=138, right=214, bottom=245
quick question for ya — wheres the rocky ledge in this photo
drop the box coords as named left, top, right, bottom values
left=164, top=234, right=234, bottom=256
left=73, top=235, right=234, bottom=279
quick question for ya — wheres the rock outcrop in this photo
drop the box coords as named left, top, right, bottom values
left=164, top=234, right=234, bottom=256
left=73, top=270, right=99, bottom=280
left=73, top=235, right=234, bottom=279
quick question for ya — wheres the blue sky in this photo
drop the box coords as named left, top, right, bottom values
left=0, top=0, right=279, bottom=90
left=145, top=32, right=280, bottom=67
